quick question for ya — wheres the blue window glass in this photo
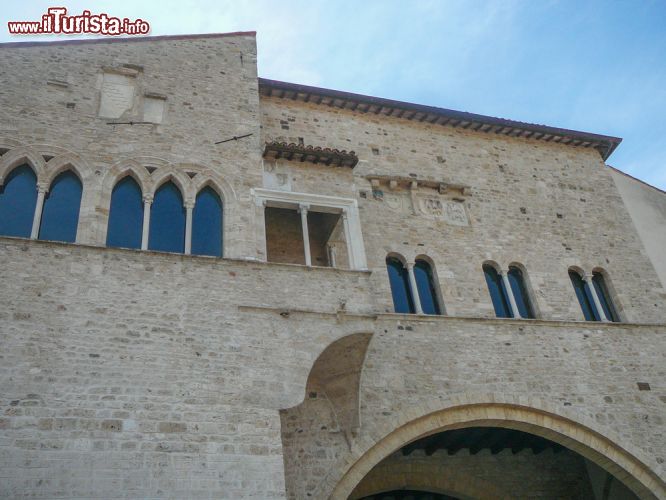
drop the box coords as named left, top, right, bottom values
left=0, top=164, right=37, bottom=238
left=38, top=171, right=82, bottom=243
left=148, top=181, right=185, bottom=253
left=592, top=272, right=619, bottom=322
left=483, top=264, right=512, bottom=318
left=414, top=259, right=441, bottom=315
left=386, top=257, right=415, bottom=314
left=569, top=270, right=599, bottom=321
left=192, top=187, right=223, bottom=257
left=106, top=176, right=143, bottom=249
left=508, top=266, right=534, bottom=319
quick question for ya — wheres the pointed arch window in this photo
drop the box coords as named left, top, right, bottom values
left=148, top=181, right=185, bottom=253
left=592, top=271, right=620, bottom=322
left=38, top=171, right=82, bottom=243
left=106, top=176, right=144, bottom=249
left=483, top=264, right=512, bottom=318
left=0, top=165, right=37, bottom=238
left=192, top=186, right=223, bottom=257
left=414, top=259, right=441, bottom=315
left=508, top=266, right=535, bottom=319
left=569, top=270, right=598, bottom=321
left=386, top=256, right=415, bottom=314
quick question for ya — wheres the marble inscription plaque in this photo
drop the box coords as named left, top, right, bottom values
left=98, top=73, right=135, bottom=118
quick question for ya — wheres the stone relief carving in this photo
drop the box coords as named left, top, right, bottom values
left=383, top=192, right=406, bottom=212
left=417, top=196, right=469, bottom=225
left=444, top=200, right=469, bottom=226
left=366, top=175, right=470, bottom=226
left=378, top=190, right=469, bottom=226
left=419, top=196, right=444, bottom=216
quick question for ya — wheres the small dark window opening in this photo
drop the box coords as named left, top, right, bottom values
left=265, top=206, right=348, bottom=268
left=307, top=211, right=348, bottom=268
left=483, top=264, right=512, bottom=318
left=107, top=176, right=143, bottom=249
left=148, top=181, right=186, bottom=253
left=0, top=164, right=37, bottom=238
left=508, top=266, right=535, bottom=319
left=39, top=170, right=82, bottom=243
left=386, top=257, right=415, bottom=314
left=592, top=272, right=620, bottom=322
left=192, top=187, right=223, bottom=257
left=569, top=270, right=599, bottom=321
left=414, top=259, right=441, bottom=315
left=265, top=207, right=305, bottom=265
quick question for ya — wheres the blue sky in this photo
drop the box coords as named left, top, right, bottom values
left=2, top=1, right=665, bottom=189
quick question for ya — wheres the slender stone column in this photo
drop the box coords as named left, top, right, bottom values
left=254, top=198, right=267, bottom=261
left=184, top=202, right=194, bottom=255
left=501, top=271, right=522, bottom=319
left=584, top=274, right=609, bottom=321
left=406, top=262, right=424, bottom=314
left=341, top=210, right=354, bottom=269
left=327, top=244, right=337, bottom=268
left=299, top=203, right=311, bottom=266
left=30, top=185, right=47, bottom=239
left=141, top=195, right=153, bottom=250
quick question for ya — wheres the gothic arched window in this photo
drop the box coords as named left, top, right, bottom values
left=569, top=269, right=598, bottom=321
left=386, top=256, right=415, bottom=314
left=192, top=186, right=223, bottom=257
left=148, top=181, right=185, bottom=253
left=38, top=171, right=82, bottom=243
left=592, top=271, right=620, bottom=322
left=106, top=176, right=144, bottom=249
left=414, top=259, right=441, bottom=315
left=508, top=265, right=535, bottom=319
left=0, top=164, right=37, bottom=238
left=483, top=263, right=512, bottom=318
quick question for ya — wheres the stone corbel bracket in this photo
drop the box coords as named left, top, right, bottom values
left=365, top=174, right=470, bottom=199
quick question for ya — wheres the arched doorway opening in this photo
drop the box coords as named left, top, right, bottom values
left=329, top=404, right=665, bottom=500
left=351, top=426, right=637, bottom=499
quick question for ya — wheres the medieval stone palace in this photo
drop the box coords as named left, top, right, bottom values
left=0, top=32, right=665, bottom=499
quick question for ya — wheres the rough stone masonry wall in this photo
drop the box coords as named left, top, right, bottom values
left=260, top=97, right=666, bottom=324
left=0, top=238, right=376, bottom=499
left=1, top=32, right=665, bottom=500
left=0, top=34, right=263, bottom=260
left=6, top=240, right=661, bottom=499
left=280, top=316, right=666, bottom=498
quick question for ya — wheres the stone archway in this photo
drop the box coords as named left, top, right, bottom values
left=329, top=403, right=666, bottom=500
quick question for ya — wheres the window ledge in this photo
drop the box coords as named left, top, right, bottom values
left=0, top=236, right=372, bottom=274
left=375, top=312, right=662, bottom=328
left=236, top=305, right=666, bottom=328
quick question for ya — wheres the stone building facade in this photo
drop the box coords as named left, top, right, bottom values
left=0, top=32, right=664, bottom=499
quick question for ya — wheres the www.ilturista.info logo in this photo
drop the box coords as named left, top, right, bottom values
left=8, top=8, right=150, bottom=36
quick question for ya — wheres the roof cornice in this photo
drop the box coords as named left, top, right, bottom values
left=258, top=78, right=622, bottom=160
